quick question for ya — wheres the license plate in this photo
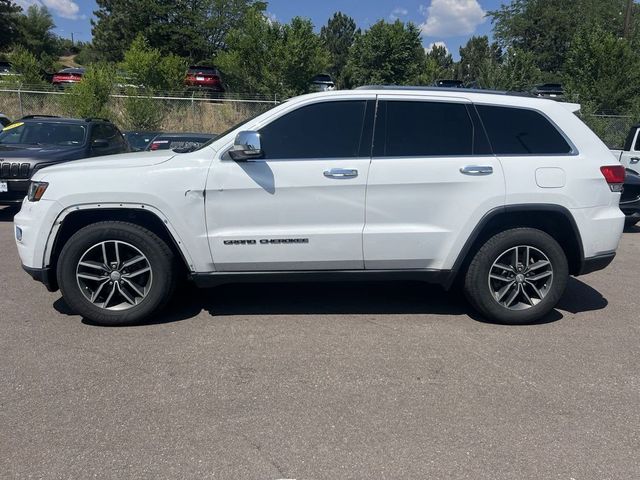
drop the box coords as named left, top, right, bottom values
left=196, top=76, right=205, bottom=81
left=0, top=181, right=7, bottom=193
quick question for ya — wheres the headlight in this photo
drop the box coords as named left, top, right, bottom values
left=27, top=181, right=49, bottom=202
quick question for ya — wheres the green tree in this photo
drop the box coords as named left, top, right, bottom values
left=564, top=26, right=640, bottom=114
left=0, top=0, right=22, bottom=51
left=425, top=44, right=454, bottom=80
left=456, top=36, right=502, bottom=84
left=120, top=35, right=187, bottom=92
left=345, top=20, right=425, bottom=87
left=217, top=12, right=328, bottom=97
left=18, top=4, right=57, bottom=56
left=277, top=17, right=329, bottom=96
left=489, top=0, right=631, bottom=73
left=320, top=12, right=359, bottom=87
left=63, top=64, right=115, bottom=118
left=91, top=0, right=266, bottom=62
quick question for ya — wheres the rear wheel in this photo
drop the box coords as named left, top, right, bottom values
left=464, top=228, right=569, bottom=325
left=57, top=222, right=176, bottom=325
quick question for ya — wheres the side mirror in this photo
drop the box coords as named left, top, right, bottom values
left=229, top=131, right=263, bottom=161
left=92, top=139, right=109, bottom=149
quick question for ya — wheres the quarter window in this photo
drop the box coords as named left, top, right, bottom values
left=374, top=101, right=474, bottom=157
left=477, top=105, right=572, bottom=155
left=259, top=101, right=368, bottom=159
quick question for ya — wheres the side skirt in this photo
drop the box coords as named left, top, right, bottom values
left=191, top=269, right=453, bottom=289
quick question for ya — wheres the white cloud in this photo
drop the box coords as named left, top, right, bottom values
left=389, top=7, right=409, bottom=21
left=425, top=41, right=449, bottom=53
left=17, top=0, right=83, bottom=20
left=264, top=11, right=277, bottom=25
left=419, top=0, right=486, bottom=38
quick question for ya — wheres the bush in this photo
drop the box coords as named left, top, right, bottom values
left=121, top=90, right=163, bottom=130
left=9, top=46, right=47, bottom=87
left=63, top=64, right=115, bottom=118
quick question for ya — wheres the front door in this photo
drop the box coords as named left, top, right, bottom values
left=205, top=97, right=375, bottom=271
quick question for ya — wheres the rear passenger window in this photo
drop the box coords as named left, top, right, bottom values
left=477, top=105, right=572, bottom=155
left=374, top=101, right=474, bottom=157
left=259, top=101, right=367, bottom=159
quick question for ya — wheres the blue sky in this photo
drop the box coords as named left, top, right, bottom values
left=16, top=0, right=505, bottom=59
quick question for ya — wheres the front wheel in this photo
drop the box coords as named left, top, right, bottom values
left=464, top=228, right=569, bottom=325
left=57, top=222, right=176, bottom=326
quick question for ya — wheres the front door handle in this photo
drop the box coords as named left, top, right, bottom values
left=460, top=165, right=493, bottom=176
left=324, top=168, right=358, bottom=179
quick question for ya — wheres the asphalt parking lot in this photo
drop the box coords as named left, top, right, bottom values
left=0, top=205, right=638, bottom=480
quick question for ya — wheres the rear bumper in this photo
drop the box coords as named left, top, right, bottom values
left=22, top=264, right=58, bottom=292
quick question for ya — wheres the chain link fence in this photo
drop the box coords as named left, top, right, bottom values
left=0, top=85, right=279, bottom=134
left=581, top=114, right=635, bottom=149
left=1, top=86, right=637, bottom=149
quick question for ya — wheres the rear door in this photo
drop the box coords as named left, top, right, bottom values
left=363, top=95, right=505, bottom=270
left=620, top=128, right=640, bottom=171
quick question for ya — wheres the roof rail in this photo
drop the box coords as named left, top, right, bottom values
left=354, top=85, right=537, bottom=98
left=84, top=118, right=112, bottom=123
left=19, top=114, right=61, bottom=120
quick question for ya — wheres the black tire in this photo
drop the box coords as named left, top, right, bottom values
left=624, top=217, right=639, bottom=228
left=56, top=221, right=176, bottom=326
left=464, top=228, right=569, bottom=325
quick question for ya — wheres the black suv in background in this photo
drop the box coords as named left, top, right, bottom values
left=0, top=116, right=129, bottom=205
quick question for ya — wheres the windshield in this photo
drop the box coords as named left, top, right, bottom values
left=0, top=122, right=87, bottom=146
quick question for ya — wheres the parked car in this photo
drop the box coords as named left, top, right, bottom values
left=146, top=133, right=217, bottom=152
left=310, top=74, right=335, bottom=92
left=0, top=61, right=21, bottom=84
left=532, top=83, right=564, bottom=99
left=0, top=116, right=129, bottom=205
left=184, top=66, right=225, bottom=96
left=123, top=131, right=161, bottom=152
left=433, top=79, right=464, bottom=88
left=610, top=123, right=640, bottom=170
left=52, top=67, right=85, bottom=88
left=0, top=113, right=11, bottom=127
left=620, top=168, right=640, bottom=226
left=15, top=87, right=624, bottom=326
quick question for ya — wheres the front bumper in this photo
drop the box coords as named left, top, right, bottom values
left=0, top=178, right=29, bottom=205
left=578, top=252, right=616, bottom=276
left=22, top=264, right=58, bottom=292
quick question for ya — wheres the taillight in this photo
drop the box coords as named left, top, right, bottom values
left=150, top=143, right=159, bottom=151
left=600, top=165, right=626, bottom=192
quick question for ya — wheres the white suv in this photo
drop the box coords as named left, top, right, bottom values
left=14, top=87, right=625, bottom=326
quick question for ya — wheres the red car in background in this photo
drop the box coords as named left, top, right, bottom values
left=52, top=67, right=85, bottom=88
left=184, top=66, right=225, bottom=96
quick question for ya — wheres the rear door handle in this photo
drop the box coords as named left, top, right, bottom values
left=460, top=165, right=493, bottom=176
left=630, top=157, right=640, bottom=164
left=324, top=168, right=358, bottom=179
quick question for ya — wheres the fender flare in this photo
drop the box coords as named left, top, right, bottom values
left=446, top=203, right=585, bottom=288
left=42, top=202, right=196, bottom=270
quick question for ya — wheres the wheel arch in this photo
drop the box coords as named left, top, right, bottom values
left=448, top=204, right=585, bottom=288
left=44, top=204, right=195, bottom=288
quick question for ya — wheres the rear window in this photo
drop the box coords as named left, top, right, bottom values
left=374, top=101, right=474, bottom=157
left=149, top=137, right=212, bottom=151
left=187, top=67, right=219, bottom=75
left=477, top=105, right=572, bottom=155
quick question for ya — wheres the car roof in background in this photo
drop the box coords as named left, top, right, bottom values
left=58, top=67, right=86, bottom=74
left=16, top=116, right=113, bottom=124
left=152, top=133, right=216, bottom=138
